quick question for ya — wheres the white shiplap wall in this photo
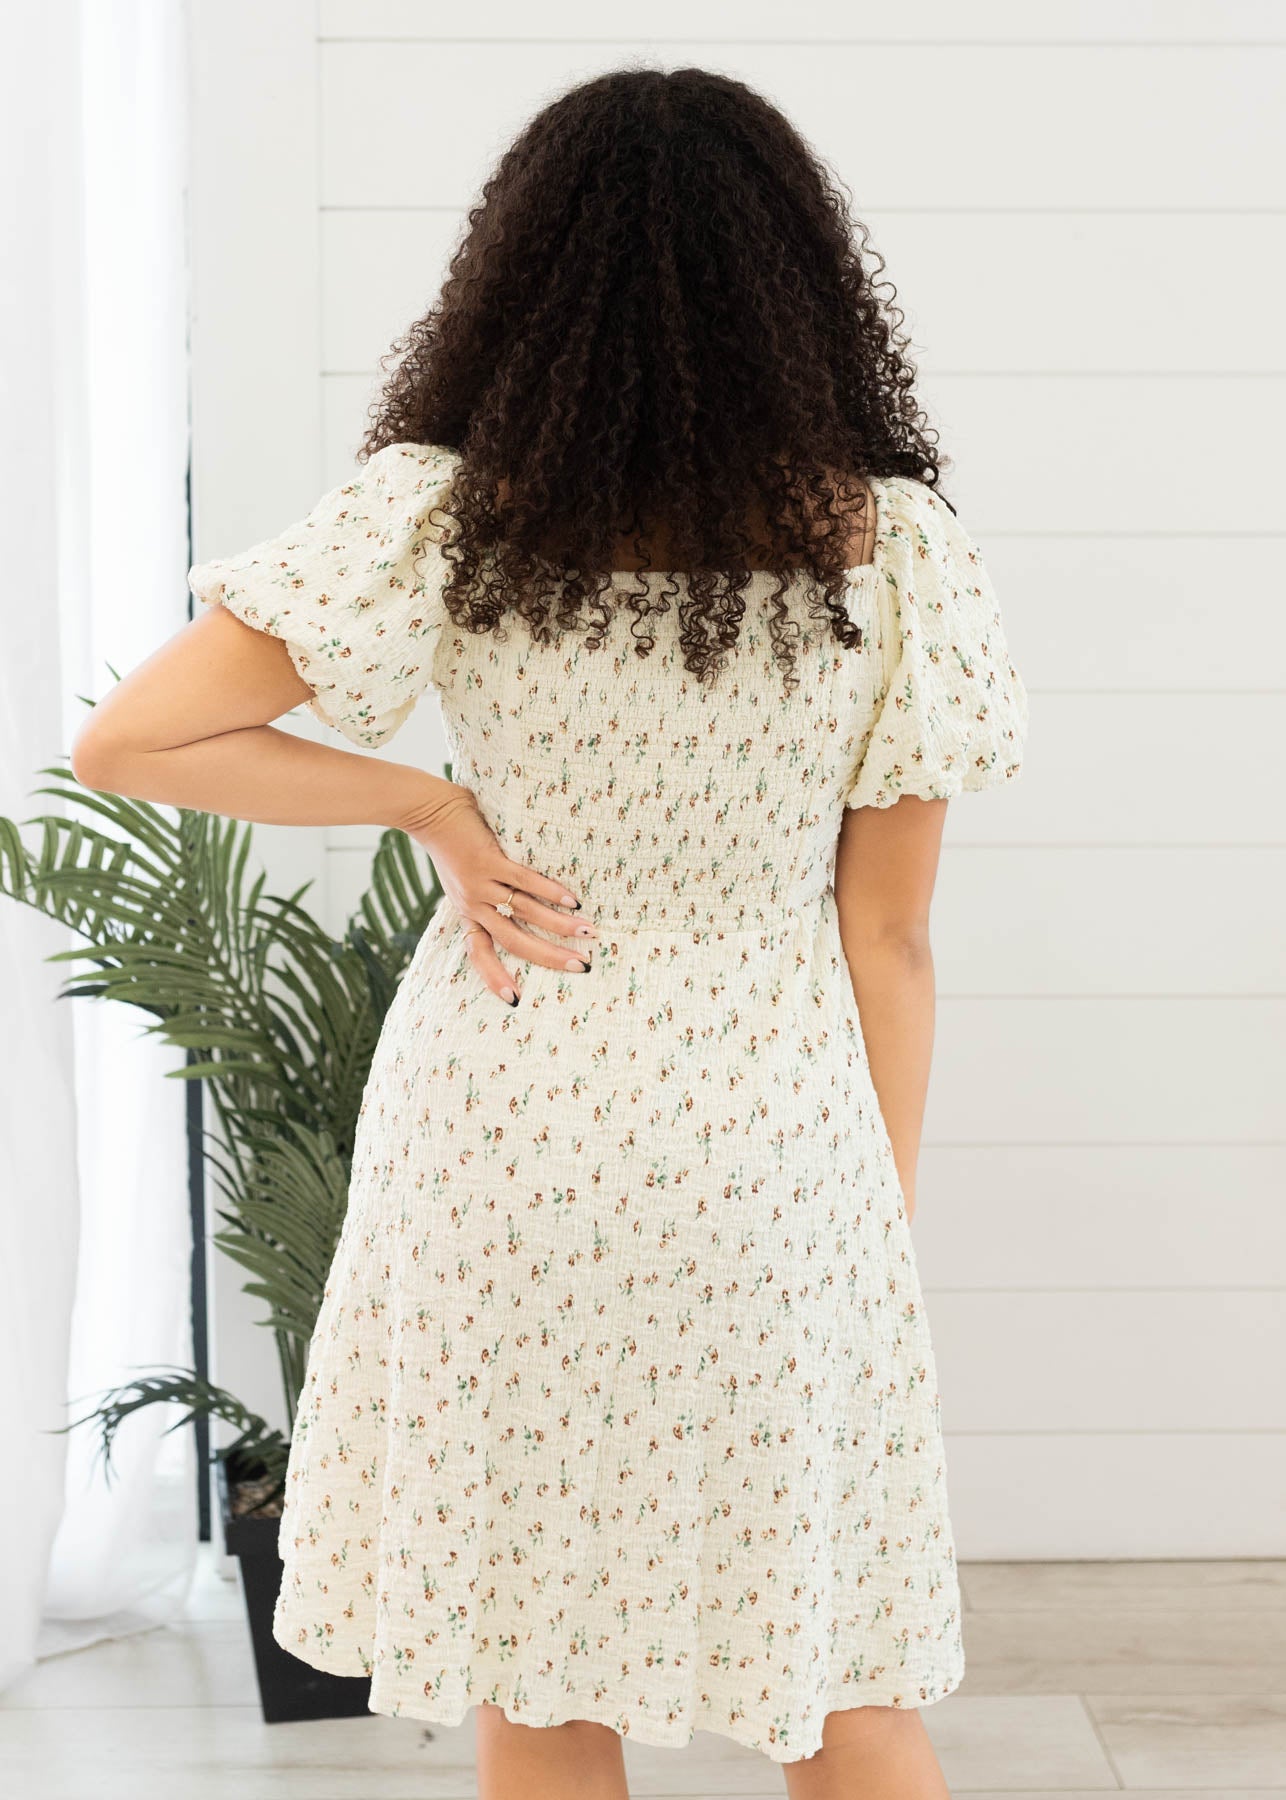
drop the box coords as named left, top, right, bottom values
left=188, top=0, right=1286, bottom=1556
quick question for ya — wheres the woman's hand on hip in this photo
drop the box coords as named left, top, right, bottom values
left=401, top=784, right=596, bottom=1004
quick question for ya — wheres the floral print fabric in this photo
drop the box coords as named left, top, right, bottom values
left=846, top=476, right=1028, bottom=809
left=188, top=444, right=459, bottom=749
left=188, top=444, right=1027, bottom=1763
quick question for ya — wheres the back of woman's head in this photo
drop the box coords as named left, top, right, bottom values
left=364, top=65, right=945, bottom=686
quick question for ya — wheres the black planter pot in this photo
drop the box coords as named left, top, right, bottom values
left=216, top=1457, right=373, bottom=1724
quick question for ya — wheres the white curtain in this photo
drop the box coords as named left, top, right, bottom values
left=0, top=0, right=196, bottom=1685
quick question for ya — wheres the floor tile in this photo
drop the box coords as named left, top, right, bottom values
left=961, top=1557, right=1286, bottom=1612
left=920, top=1693, right=1116, bottom=1792
left=0, top=1694, right=1120, bottom=1798
left=0, top=1707, right=476, bottom=1800
left=621, top=1734, right=785, bottom=1793
left=179, top=1547, right=246, bottom=1622
left=960, top=1607, right=1286, bottom=1693
left=1087, top=1691, right=1286, bottom=1788
left=0, top=1704, right=820, bottom=1798
left=0, top=1693, right=1275, bottom=1800
left=0, top=1621, right=257, bottom=1709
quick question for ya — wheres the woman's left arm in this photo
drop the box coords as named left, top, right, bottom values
left=833, top=794, right=949, bottom=1222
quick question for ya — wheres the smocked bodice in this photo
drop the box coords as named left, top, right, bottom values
left=433, top=584, right=883, bottom=931
left=187, top=441, right=1028, bottom=910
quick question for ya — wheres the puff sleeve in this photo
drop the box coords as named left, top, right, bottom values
left=844, top=477, right=1029, bottom=808
left=187, top=442, right=460, bottom=750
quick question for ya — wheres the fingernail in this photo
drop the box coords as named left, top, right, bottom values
left=500, top=985, right=517, bottom=1004
left=575, top=923, right=596, bottom=937
left=565, top=956, right=590, bottom=972
left=561, top=893, right=579, bottom=909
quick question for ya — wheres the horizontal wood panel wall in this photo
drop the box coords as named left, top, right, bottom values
left=193, top=1, right=1286, bottom=1556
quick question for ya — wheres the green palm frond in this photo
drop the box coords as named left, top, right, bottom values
left=54, top=1369, right=290, bottom=1495
left=1, top=753, right=448, bottom=1473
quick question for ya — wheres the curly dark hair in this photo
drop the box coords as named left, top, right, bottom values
left=361, top=65, right=946, bottom=688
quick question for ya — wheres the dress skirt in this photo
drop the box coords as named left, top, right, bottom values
left=269, top=887, right=965, bottom=1764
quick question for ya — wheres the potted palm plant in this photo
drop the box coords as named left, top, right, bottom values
left=0, top=753, right=444, bottom=1721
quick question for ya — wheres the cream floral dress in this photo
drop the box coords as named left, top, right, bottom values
left=189, top=442, right=1028, bottom=1763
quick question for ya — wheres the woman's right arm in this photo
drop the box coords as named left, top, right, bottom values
left=833, top=794, right=949, bottom=1222
left=70, top=603, right=594, bottom=1001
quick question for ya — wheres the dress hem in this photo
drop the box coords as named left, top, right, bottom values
left=271, top=1609, right=966, bottom=1767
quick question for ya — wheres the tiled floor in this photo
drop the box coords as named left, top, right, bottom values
left=2, top=1552, right=1283, bottom=1797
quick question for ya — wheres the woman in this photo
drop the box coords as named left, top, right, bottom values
left=73, top=66, right=1027, bottom=1800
